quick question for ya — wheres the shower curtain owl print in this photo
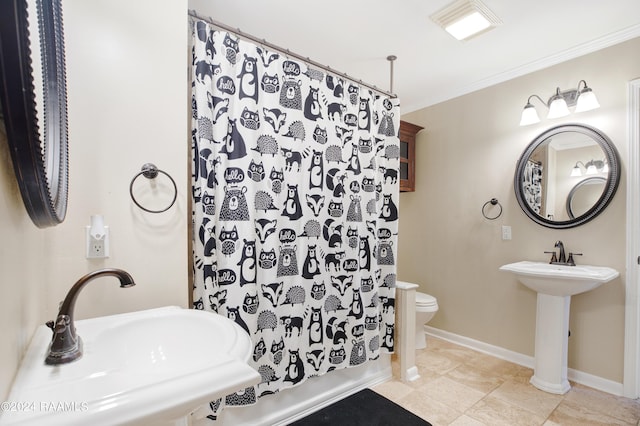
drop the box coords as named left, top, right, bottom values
left=191, top=20, right=399, bottom=419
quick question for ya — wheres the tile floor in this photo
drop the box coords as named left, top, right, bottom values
left=371, top=336, right=640, bottom=426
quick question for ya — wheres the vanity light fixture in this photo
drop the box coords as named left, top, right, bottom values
left=430, top=0, right=502, bottom=41
left=519, top=80, right=600, bottom=126
left=571, top=159, right=607, bottom=177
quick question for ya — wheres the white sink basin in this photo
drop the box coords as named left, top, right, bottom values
left=500, top=260, right=619, bottom=394
left=0, top=306, right=260, bottom=426
left=499, top=261, right=619, bottom=296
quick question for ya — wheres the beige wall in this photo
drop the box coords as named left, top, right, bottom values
left=1, top=0, right=636, bottom=401
left=0, top=125, right=52, bottom=400
left=400, top=37, right=640, bottom=383
left=0, top=0, right=189, bottom=400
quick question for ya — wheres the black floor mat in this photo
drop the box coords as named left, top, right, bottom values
left=287, top=388, right=432, bottom=426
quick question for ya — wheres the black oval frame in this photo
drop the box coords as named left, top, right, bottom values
left=514, top=123, right=620, bottom=229
left=0, top=0, right=68, bottom=227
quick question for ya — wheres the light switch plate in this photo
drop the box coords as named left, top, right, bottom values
left=502, top=225, right=512, bottom=240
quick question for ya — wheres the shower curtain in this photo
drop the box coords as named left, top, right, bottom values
left=190, top=19, right=400, bottom=420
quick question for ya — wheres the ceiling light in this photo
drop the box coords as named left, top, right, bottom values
left=519, top=80, right=600, bottom=126
left=445, top=12, right=490, bottom=40
left=431, top=0, right=502, bottom=41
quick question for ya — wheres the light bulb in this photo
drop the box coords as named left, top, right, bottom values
left=520, top=104, right=540, bottom=126
left=570, top=166, right=582, bottom=177
left=547, top=96, right=569, bottom=119
left=445, top=11, right=492, bottom=40
left=575, top=88, right=600, bottom=113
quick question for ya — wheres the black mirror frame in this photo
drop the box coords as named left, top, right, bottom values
left=0, top=0, right=68, bottom=227
left=514, top=123, right=620, bottom=229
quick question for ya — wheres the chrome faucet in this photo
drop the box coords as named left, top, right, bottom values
left=45, top=268, right=135, bottom=365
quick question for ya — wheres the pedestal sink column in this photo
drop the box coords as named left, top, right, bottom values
left=530, top=293, right=571, bottom=394
left=499, top=261, right=619, bottom=395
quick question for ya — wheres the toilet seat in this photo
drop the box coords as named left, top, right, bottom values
left=416, top=292, right=438, bottom=309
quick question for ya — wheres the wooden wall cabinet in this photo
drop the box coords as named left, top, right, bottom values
left=399, top=120, right=423, bottom=192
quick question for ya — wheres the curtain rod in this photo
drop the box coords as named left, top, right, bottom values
left=188, top=10, right=397, bottom=99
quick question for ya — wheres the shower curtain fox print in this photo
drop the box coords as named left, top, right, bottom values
left=191, top=19, right=400, bottom=418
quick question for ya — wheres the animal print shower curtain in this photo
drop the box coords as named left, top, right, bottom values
left=190, top=19, right=400, bottom=420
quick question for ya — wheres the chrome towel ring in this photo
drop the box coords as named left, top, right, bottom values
left=482, top=198, right=502, bottom=220
left=129, top=163, right=177, bottom=213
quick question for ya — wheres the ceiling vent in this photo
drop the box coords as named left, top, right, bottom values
left=430, top=0, right=502, bottom=41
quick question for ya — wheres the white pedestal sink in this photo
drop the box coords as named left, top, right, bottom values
left=499, top=261, right=619, bottom=394
left=0, top=306, right=260, bottom=426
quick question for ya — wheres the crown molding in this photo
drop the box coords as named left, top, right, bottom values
left=403, top=23, right=640, bottom=114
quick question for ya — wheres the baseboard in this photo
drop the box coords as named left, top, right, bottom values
left=424, top=326, right=624, bottom=396
left=567, top=368, right=625, bottom=396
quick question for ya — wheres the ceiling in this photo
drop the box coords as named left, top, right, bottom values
left=188, top=0, right=640, bottom=113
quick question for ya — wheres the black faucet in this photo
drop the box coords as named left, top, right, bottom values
left=545, top=241, right=582, bottom=266
left=45, top=268, right=135, bottom=365
left=554, top=240, right=566, bottom=263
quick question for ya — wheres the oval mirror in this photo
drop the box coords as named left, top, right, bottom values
left=514, top=123, right=620, bottom=229
left=0, top=0, right=68, bottom=227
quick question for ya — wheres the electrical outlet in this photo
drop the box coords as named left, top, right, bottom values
left=502, top=225, right=512, bottom=240
left=86, top=226, right=110, bottom=258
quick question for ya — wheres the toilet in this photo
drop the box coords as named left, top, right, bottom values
left=414, top=291, right=438, bottom=349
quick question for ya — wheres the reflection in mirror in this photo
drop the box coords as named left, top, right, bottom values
left=566, top=177, right=607, bottom=219
left=514, top=124, right=620, bottom=229
left=526, top=132, right=606, bottom=221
